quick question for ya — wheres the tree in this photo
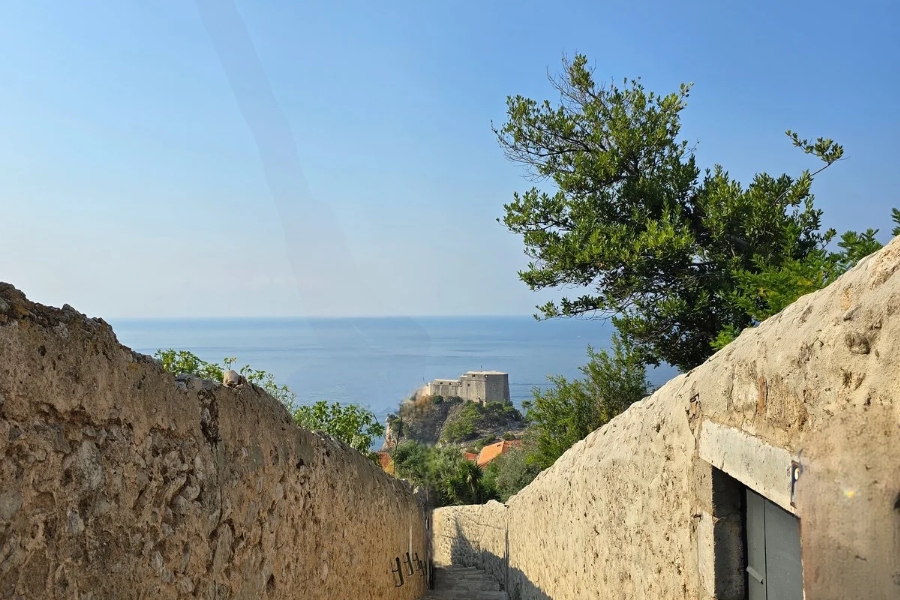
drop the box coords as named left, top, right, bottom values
left=495, top=54, right=891, bottom=371
left=293, top=400, right=385, bottom=455
left=522, top=334, right=650, bottom=469
left=446, top=460, right=499, bottom=505
left=391, top=441, right=499, bottom=506
left=483, top=447, right=541, bottom=502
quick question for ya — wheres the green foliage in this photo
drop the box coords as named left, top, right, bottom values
left=442, top=417, right=477, bottom=443
left=155, top=349, right=227, bottom=382
left=155, top=348, right=296, bottom=410
left=495, top=53, right=892, bottom=371
left=441, top=401, right=523, bottom=443
left=834, top=229, right=884, bottom=272
left=391, top=441, right=498, bottom=506
left=523, top=334, right=650, bottom=469
left=446, top=460, right=499, bottom=505
left=238, top=364, right=296, bottom=409
left=293, top=400, right=385, bottom=455
left=484, top=401, right=523, bottom=423
left=713, top=217, right=898, bottom=350
left=483, top=447, right=541, bottom=502
left=474, top=436, right=499, bottom=451
left=394, top=394, right=466, bottom=446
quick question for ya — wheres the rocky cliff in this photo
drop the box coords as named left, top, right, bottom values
left=385, top=395, right=524, bottom=449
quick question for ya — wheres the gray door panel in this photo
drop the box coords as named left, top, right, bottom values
left=744, top=488, right=803, bottom=600
left=763, top=499, right=804, bottom=600
left=746, top=489, right=768, bottom=600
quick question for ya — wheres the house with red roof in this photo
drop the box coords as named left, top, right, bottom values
left=464, top=439, right=523, bottom=468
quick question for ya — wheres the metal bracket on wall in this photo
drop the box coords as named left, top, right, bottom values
left=790, top=459, right=803, bottom=508
left=404, top=552, right=415, bottom=576
left=391, top=557, right=405, bottom=587
left=414, top=552, right=425, bottom=575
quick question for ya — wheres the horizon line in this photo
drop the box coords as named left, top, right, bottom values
left=103, top=313, right=553, bottom=321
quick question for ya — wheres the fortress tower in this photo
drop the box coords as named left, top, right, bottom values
left=423, top=371, right=510, bottom=404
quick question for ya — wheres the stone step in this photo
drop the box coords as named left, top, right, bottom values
left=421, top=590, right=509, bottom=600
left=424, top=591, right=505, bottom=597
left=422, top=566, right=508, bottom=600
left=433, top=580, right=500, bottom=591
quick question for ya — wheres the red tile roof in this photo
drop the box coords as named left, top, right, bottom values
left=475, top=439, right=522, bottom=467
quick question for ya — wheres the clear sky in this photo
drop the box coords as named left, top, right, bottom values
left=1, top=0, right=897, bottom=318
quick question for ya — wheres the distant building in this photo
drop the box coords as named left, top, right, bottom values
left=465, top=439, right=523, bottom=468
left=423, top=371, right=511, bottom=404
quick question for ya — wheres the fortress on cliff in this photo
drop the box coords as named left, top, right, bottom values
left=422, top=371, right=511, bottom=404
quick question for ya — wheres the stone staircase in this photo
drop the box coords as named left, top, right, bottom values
left=420, top=566, right=508, bottom=600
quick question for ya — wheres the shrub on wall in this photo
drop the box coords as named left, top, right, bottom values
left=155, top=349, right=296, bottom=409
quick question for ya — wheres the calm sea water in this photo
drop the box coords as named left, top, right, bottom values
left=107, top=316, right=678, bottom=423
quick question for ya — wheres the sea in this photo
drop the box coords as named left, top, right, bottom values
left=107, top=316, right=679, bottom=427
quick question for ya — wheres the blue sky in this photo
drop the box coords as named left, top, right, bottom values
left=1, top=0, right=897, bottom=318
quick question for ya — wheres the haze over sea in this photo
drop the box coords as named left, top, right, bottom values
left=109, top=316, right=678, bottom=423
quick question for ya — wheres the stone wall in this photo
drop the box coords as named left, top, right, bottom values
left=433, top=237, right=900, bottom=599
left=432, top=501, right=507, bottom=586
left=0, top=283, right=429, bottom=599
left=426, top=379, right=463, bottom=400
left=426, top=372, right=511, bottom=404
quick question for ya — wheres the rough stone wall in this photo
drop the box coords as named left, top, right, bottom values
left=0, top=283, right=429, bottom=600
left=434, top=237, right=900, bottom=600
left=434, top=388, right=696, bottom=600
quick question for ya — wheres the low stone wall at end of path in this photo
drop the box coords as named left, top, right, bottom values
left=434, top=237, right=900, bottom=600
left=0, top=282, right=429, bottom=600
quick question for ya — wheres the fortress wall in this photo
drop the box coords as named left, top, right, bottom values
left=434, top=237, right=900, bottom=599
left=483, top=375, right=510, bottom=403
left=428, top=381, right=461, bottom=399
left=0, top=284, right=429, bottom=600
left=465, top=377, right=486, bottom=403
left=427, top=373, right=510, bottom=404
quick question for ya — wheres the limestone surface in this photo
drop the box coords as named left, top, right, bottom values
left=0, top=283, right=428, bottom=599
left=434, top=237, right=900, bottom=599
